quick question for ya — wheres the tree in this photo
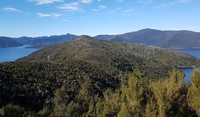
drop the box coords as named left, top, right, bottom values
left=0, top=104, right=25, bottom=117
left=150, top=70, right=187, bottom=117
left=188, top=69, right=200, bottom=116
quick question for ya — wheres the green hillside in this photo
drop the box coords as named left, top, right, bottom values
left=0, top=35, right=200, bottom=116
left=19, top=35, right=199, bottom=69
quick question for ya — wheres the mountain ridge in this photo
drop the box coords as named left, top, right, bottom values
left=95, top=29, right=200, bottom=49
left=0, top=33, right=78, bottom=48
left=1, top=29, right=200, bottom=49
left=0, top=37, right=22, bottom=47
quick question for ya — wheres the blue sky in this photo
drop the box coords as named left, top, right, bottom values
left=0, top=0, right=200, bottom=37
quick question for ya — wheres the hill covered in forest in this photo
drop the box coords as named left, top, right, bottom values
left=95, top=29, right=200, bottom=49
left=0, top=35, right=200, bottom=116
left=19, top=35, right=199, bottom=69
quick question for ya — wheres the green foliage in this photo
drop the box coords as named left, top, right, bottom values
left=0, top=104, right=25, bottom=117
left=50, top=88, right=69, bottom=117
left=37, top=107, right=49, bottom=117
left=188, top=69, right=200, bottom=116
left=0, top=104, right=37, bottom=117
left=100, top=90, right=120, bottom=117
left=1, top=69, right=200, bottom=116
left=119, top=71, right=149, bottom=116
left=150, top=70, right=187, bottom=117
left=0, top=36, right=200, bottom=116
left=144, top=96, right=157, bottom=117
left=98, top=70, right=196, bottom=117
left=0, top=60, right=119, bottom=111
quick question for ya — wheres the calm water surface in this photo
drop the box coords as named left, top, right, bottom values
left=175, top=49, right=200, bottom=83
left=175, top=49, right=200, bottom=58
left=0, top=46, right=39, bottom=63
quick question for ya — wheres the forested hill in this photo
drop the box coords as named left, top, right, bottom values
left=0, top=35, right=200, bottom=116
left=95, top=29, right=200, bottom=49
left=19, top=35, right=199, bottom=69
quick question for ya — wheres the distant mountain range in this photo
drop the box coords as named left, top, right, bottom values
left=95, top=29, right=200, bottom=49
left=1, top=29, right=200, bottom=49
left=0, top=33, right=78, bottom=48
left=0, top=37, right=21, bottom=48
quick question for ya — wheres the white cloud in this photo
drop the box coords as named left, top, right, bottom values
left=52, top=13, right=63, bottom=18
left=153, top=0, right=190, bottom=9
left=118, top=0, right=124, bottom=2
left=28, top=0, right=64, bottom=5
left=109, top=8, right=121, bottom=14
left=138, top=0, right=152, bottom=4
left=124, top=8, right=135, bottom=13
left=37, top=12, right=63, bottom=18
left=58, top=2, right=80, bottom=11
left=99, top=5, right=106, bottom=9
left=80, top=0, right=92, bottom=4
left=177, top=0, right=190, bottom=3
left=123, top=8, right=135, bottom=16
left=92, top=5, right=105, bottom=12
left=3, top=7, right=21, bottom=12
left=37, top=13, right=51, bottom=17
left=97, top=0, right=101, bottom=2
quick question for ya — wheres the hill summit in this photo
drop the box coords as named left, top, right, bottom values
left=19, top=35, right=199, bottom=77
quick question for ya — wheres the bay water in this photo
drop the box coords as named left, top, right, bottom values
left=175, top=49, right=200, bottom=83
left=0, top=46, right=39, bottom=63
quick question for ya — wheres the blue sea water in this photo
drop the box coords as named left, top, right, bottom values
left=0, top=45, right=39, bottom=63
left=175, top=49, right=200, bottom=58
left=175, top=49, right=200, bottom=83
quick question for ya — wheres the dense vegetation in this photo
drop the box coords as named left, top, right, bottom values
left=18, top=35, right=200, bottom=69
left=0, top=60, right=120, bottom=111
left=95, top=28, right=200, bottom=49
left=0, top=35, right=200, bottom=116
left=1, top=65, right=200, bottom=116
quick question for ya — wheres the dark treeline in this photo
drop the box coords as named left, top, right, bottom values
left=0, top=62, right=200, bottom=116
